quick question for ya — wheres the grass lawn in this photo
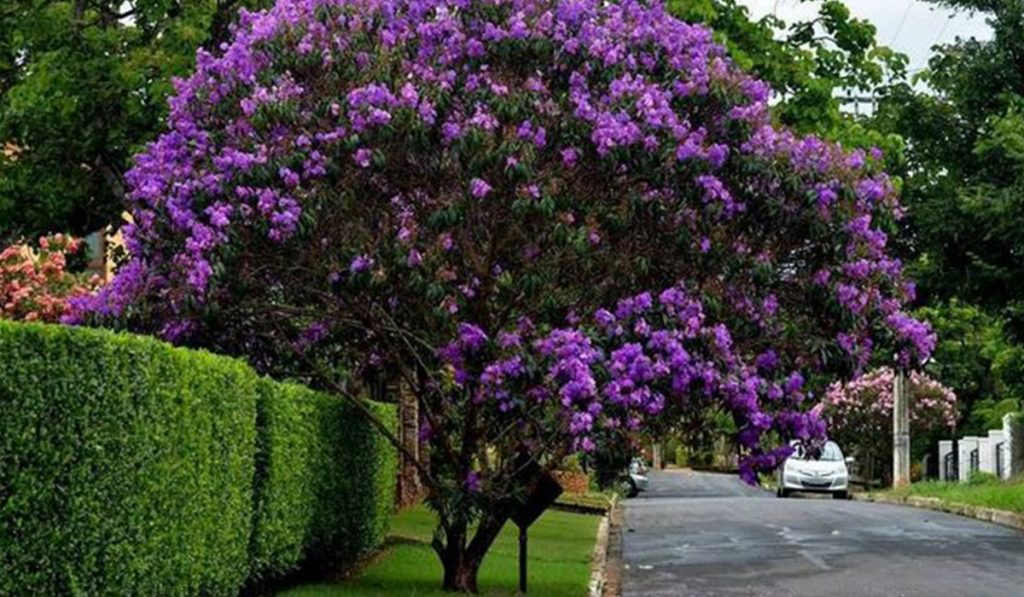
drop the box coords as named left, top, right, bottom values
left=279, top=505, right=601, bottom=596
left=885, top=475, right=1024, bottom=513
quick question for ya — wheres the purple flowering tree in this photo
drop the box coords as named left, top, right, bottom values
left=70, top=0, right=934, bottom=591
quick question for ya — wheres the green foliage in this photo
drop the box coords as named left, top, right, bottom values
left=967, top=469, right=1000, bottom=486
left=916, top=301, right=1024, bottom=433
left=251, top=382, right=396, bottom=578
left=667, top=0, right=907, bottom=144
left=966, top=398, right=1021, bottom=434
left=0, top=321, right=395, bottom=594
left=0, top=321, right=257, bottom=595
left=874, top=0, right=1024, bottom=333
left=0, top=0, right=270, bottom=240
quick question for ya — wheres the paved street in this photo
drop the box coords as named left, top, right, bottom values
left=623, top=469, right=1024, bottom=596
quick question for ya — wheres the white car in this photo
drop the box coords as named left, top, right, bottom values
left=777, top=440, right=852, bottom=499
left=624, top=458, right=650, bottom=497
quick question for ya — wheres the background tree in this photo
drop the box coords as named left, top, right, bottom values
left=0, top=0, right=268, bottom=242
left=868, top=0, right=1024, bottom=429
left=915, top=301, right=1024, bottom=433
left=821, top=367, right=957, bottom=483
left=70, top=0, right=931, bottom=591
left=668, top=1, right=908, bottom=147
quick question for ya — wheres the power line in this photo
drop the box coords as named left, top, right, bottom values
left=932, top=14, right=954, bottom=47
left=889, top=0, right=915, bottom=46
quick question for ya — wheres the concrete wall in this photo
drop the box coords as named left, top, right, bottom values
left=978, top=436, right=993, bottom=475
left=1004, top=414, right=1024, bottom=480
left=988, top=430, right=1005, bottom=476
left=940, top=415, right=1024, bottom=483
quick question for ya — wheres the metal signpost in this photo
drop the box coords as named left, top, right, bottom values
left=511, top=461, right=564, bottom=593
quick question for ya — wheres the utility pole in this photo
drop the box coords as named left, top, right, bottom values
left=893, top=369, right=911, bottom=487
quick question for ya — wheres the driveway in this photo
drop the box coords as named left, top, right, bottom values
left=623, top=469, right=1024, bottom=596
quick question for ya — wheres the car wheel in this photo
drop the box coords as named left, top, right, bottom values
left=833, top=490, right=849, bottom=500
left=777, top=487, right=789, bottom=498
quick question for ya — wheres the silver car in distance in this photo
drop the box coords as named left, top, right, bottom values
left=777, top=440, right=852, bottom=500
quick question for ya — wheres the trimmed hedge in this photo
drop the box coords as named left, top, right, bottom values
left=250, top=380, right=396, bottom=578
left=0, top=322, right=395, bottom=595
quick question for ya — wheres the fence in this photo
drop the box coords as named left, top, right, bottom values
left=944, top=451, right=958, bottom=481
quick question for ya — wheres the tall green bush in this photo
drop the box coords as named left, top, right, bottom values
left=0, top=322, right=257, bottom=595
left=0, top=322, right=395, bottom=595
left=250, top=381, right=396, bottom=578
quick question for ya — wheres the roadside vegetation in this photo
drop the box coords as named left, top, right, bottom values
left=886, top=474, right=1024, bottom=514
left=281, top=506, right=601, bottom=597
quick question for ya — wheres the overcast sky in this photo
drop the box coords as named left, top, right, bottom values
left=738, top=0, right=993, bottom=73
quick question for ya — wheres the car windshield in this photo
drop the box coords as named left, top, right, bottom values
left=791, top=441, right=843, bottom=462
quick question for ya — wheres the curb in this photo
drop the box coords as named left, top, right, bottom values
left=587, top=513, right=610, bottom=597
left=589, top=496, right=623, bottom=597
left=853, top=493, right=1024, bottom=532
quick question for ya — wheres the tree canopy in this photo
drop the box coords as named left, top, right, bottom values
left=69, top=0, right=931, bottom=590
left=876, top=0, right=1024, bottom=331
left=0, top=0, right=907, bottom=243
left=669, top=0, right=907, bottom=138
left=0, top=0, right=267, bottom=241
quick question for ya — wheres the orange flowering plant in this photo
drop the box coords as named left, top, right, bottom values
left=0, top=234, right=102, bottom=322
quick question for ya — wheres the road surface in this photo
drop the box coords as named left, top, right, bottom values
left=623, top=469, right=1024, bottom=596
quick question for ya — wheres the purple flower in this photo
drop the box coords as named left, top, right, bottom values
left=407, top=249, right=423, bottom=267
left=465, top=471, right=481, bottom=492
left=470, top=178, right=493, bottom=199
left=354, top=148, right=372, bottom=168
left=458, top=323, right=489, bottom=352
left=755, top=350, right=778, bottom=372
left=350, top=254, right=374, bottom=273
left=561, top=147, right=579, bottom=168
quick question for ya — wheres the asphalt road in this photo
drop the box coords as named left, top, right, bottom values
left=623, top=469, right=1024, bottom=596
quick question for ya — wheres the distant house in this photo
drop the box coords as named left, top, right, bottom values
left=82, top=212, right=130, bottom=282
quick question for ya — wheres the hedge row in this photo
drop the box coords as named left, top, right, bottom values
left=250, top=380, right=395, bottom=578
left=0, top=322, right=396, bottom=595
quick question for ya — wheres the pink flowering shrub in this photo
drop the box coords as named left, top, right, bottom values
left=68, top=0, right=933, bottom=588
left=821, top=367, right=956, bottom=481
left=1, top=235, right=100, bottom=322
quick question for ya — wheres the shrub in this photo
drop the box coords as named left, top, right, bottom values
left=820, top=367, right=957, bottom=482
left=251, top=381, right=396, bottom=578
left=0, top=322, right=257, bottom=595
left=1, top=234, right=101, bottom=322
left=967, top=470, right=1001, bottom=486
left=0, top=322, right=395, bottom=594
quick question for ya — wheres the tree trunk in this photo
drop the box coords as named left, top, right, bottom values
left=436, top=512, right=509, bottom=593
left=441, top=549, right=482, bottom=593
left=396, top=379, right=422, bottom=507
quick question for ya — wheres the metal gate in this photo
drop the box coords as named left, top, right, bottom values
left=944, top=451, right=958, bottom=481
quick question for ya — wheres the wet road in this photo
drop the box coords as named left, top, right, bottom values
left=623, top=469, right=1024, bottom=596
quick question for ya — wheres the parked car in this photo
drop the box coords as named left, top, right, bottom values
left=777, top=440, right=853, bottom=499
left=623, top=457, right=650, bottom=498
